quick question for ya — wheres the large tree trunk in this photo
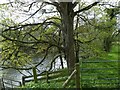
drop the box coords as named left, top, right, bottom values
left=103, top=37, right=112, bottom=52
left=58, top=2, right=76, bottom=74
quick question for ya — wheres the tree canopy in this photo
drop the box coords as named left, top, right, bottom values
left=0, top=0, right=120, bottom=73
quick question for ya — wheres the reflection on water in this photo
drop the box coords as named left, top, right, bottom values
left=0, top=56, right=67, bottom=83
left=2, top=69, right=22, bottom=81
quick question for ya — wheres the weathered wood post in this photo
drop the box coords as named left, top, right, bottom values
left=0, top=78, right=3, bottom=90
left=32, top=67, right=38, bottom=83
left=22, top=76, right=25, bottom=86
left=2, top=78, right=5, bottom=88
left=46, top=71, right=49, bottom=83
left=11, top=80, right=13, bottom=88
left=19, top=82, right=22, bottom=87
left=75, top=63, right=80, bottom=89
left=62, top=69, right=76, bottom=88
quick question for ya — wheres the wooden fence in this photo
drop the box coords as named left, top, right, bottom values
left=0, top=78, right=4, bottom=90
left=22, top=68, right=68, bottom=86
left=21, top=60, right=119, bottom=89
left=0, top=77, right=22, bottom=88
left=21, top=64, right=80, bottom=88
left=62, top=63, right=80, bottom=88
left=80, top=60, right=120, bottom=88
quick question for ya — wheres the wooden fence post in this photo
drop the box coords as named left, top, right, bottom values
left=0, top=78, right=3, bottom=90
left=75, top=63, right=80, bottom=89
left=19, top=82, right=22, bottom=87
left=62, top=69, right=76, bottom=88
left=32, top=67, right=38, bottom=83
left=46, top=71, right=49, bottom=83
left=1, top=78, right=5, bottom=88
left=11, top=80, right=13, bottom=88
left=22, top=76, right=25, bottom=86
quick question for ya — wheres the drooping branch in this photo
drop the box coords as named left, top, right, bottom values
left=17, top=70, right=27, bottom=76
left=24, top=2, right=38, bottom=12
left=99, top=2, right=120, bottom=8
left=0, top=45, right=50, bottom=70
left=73, top=2, right=79, bottom=8
left=35, top=45, right=50, bottom=67
left=2, top=17, right=61, bottom=33
left=0, top=65, right=32, bottom=70
left=48, top=54, right=63, bottom=71
left=1, top=34, right=46, bottom=44
left=2, top=23, right=42, bottom=32
left=0, top=2, right=13, bottom=5
left=19, top=2, right=45, bottom=24
left=44, top=1, right=59, bottom=7
left=79, top=14, right=115, bottom=29
left=74, top=2, right=99, bottom=16
left=75, top=37, right=97, bottom=44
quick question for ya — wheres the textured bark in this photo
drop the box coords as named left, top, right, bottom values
left=55, top=2, right=99, bottom=74
left=103, top=37, right=112, bottom=52
left=57, top=2, right=76, bottom=74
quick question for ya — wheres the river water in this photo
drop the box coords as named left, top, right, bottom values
left=0, top=56, right=67, bottom=85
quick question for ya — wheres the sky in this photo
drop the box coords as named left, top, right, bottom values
left=0, top=0, right=119, bottom=24
left=0, top=0, right=8, bottom=4
left=0, top=0, right=119, bottom=3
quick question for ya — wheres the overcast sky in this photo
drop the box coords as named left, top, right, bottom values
left=0, top=0, right=119, bottom=24
left=0, top=0, right=119, bottom=4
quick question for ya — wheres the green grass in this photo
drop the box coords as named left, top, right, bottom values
left=21, top=77, right=76, bottom=88
left=105, top=45, right=119, bottom=60
left=80, top=44, right=119, bottom=88
left=21, top=81, right=63, bottom=88
left=21, top=44, right=119, bottom=88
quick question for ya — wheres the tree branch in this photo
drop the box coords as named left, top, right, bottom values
left=19, top=2, right=45, bottom=24
left=74, top=2, right=99, bottom=16
left=44, top=2, right=59, bottom=7
left=99, top=3, right=120, bottom=8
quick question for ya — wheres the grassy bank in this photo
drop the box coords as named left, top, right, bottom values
left=21, top=44, right=119, bottom=88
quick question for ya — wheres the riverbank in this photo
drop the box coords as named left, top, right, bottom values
left=20, top=45, right=119, bottom=88
left=0, top=55, right=67, bottom=88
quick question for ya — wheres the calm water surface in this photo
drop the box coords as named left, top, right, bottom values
left=0, top=56, right=67, bottom=83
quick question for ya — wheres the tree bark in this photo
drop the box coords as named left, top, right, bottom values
left=58, top=2, right=76, bottom=74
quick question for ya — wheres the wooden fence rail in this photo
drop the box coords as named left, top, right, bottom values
left=82, top=60, right=120, bottom=63
left=21, top=60, right=119, bottom=88
left=22, top=68, right=68, bottom=85
left=62, top=69, right=76, bottom=88
left=0, top=77, right=22, bottom=88
left=81, top=59, right=120, bottom=88
left=0, top=78, right=4, bottom=89
left=62, top=63, right=80, bottom=89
